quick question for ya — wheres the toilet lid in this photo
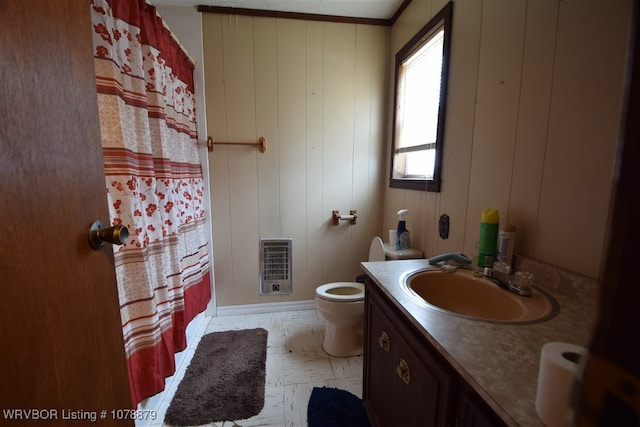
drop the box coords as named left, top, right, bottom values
left=316, top=282, right=365, bottom=302
left=368, top=236, right=385, bottom=262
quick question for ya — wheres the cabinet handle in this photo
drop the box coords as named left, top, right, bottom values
left=378, top=331, right=390, bottom=352
left=397, top=358, right=411, bottom=384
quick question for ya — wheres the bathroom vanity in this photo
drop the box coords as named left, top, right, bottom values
left=364, top=279, right=506, bottom=426
left=360, top=259, right=598, bottom=427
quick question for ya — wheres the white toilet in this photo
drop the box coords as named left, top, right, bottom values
left=315, top=236, right=385, bottom=357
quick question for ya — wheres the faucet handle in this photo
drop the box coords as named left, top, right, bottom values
left=509, top=271, right=534, bottom=296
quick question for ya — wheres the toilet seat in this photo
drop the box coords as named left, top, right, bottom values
left=316, top=282, right=365, bottom=302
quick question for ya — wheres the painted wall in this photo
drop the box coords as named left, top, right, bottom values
left=202, top=15, right=390, bottom=306
left=383, top=0, right=632, bottom=280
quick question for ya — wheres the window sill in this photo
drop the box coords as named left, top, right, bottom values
left=389, top=178, right=441, bottom=192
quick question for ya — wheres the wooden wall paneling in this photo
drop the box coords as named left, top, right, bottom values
left=351, top=25, right=389, bottom=262
left=253, top=17, right=282, bottom=302
left=322, top=22, right=357, bottom=283
left=390, top=1, right=416, bottom=55
left=222, top=16, right=257, bottom=139
left=437, top=0, right=481, bottom=257
left=402, top=190, right=423, bottom=251
left=203, top=14, right=234, bottom=305
left=465, top=0, right=526, bottom=257
left=536, top=1, right=630, bottom=278
left=202, top=14, right=391, bottom=305
left=277, top=19, right=309, bottom=299
left=222, top=15, right=261, bottom=304
left=508, top=1, right=558, bottom=257
left=431, top=0, right=448, bottom=18
left=254, top=18, right=280, bottom=243
left=303, top=21, right=326, bottom=298
left=419, top=192, right=437, bottom=258
left=392, top=0, right=431, bottom=53
left=407, top=0, right=433, bottom=42
left=227, top=143, right=260, bottom=305
left=203, top=14, right=227, bottom=140
left=352, top=24, right=380, bottom=265
left=209, top=153, right=232, bottom=306
left=366, top=26, right=390, bottom=245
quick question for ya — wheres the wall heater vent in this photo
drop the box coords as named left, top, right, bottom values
left=260, top=238, right=292, bottom=295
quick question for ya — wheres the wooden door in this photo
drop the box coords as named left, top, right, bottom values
left=0, top=1, right=133, bottom=425
left=573, top=4, right=640, bottom=425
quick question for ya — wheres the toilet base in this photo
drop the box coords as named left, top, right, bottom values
left=321, top=320, right=364, bottom=357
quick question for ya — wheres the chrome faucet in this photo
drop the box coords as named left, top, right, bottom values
left=428, top=252, right=532, bottom=296
left=483, top=266, right=532, bottom=297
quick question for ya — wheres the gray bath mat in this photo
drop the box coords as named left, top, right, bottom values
left=164, top=328, right=268, bottom=426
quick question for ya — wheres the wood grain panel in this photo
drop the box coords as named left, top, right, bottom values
left=303, top=21, right=326, bottom=298
left=536, top=1, right=630, bottom=278
left=254, top=18, right=281, bottom=243
left=202, top=14, right=390, bottom=304
left=277, top=19, right=309, bottom=298
left=221, top=15, right=261, bottom=304
left=436, top=0, right=482, bottom=257
left=508, top=1, right=558, bottom=257
left=322, top=22, right=356, bottom=283
left=352, top=25, right=389, bottom=264
left=203, top=14, right=234, bottom=305
left=465, top=0, right=526, bottom=258
left=1, top=0, right=132, bottom=417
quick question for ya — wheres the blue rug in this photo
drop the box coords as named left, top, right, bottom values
left=307, top=387, right=371, bottom=427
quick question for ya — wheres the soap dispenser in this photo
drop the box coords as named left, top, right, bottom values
left=396, top=209, right=411, bottom=250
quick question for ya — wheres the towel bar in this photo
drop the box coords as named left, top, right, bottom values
left=207, top=136, right=267, bottom=153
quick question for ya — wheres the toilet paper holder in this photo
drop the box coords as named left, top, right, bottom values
left=332, top=210, right=357, bottom=225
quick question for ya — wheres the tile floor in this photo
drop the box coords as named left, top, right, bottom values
left=147, top=309, right=364, bottom=427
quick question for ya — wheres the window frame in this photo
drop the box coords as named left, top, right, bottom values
left=389, top=2, right=453, bottom=192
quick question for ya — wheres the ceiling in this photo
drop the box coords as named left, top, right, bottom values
left=151, top=0, right=407, bottom=21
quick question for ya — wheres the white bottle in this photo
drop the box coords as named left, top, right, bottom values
left=496, top=221, right=516, bottom=272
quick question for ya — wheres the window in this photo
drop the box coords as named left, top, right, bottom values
left=390, top=2, right=453, bottom=192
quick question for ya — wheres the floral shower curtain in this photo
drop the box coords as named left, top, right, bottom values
left=90, top=0, right=211, bottom=405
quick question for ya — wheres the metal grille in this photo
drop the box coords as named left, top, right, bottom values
left=260, top=238, right=292, bottom=295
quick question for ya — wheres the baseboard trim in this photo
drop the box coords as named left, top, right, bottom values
left=216, top=300, right=316, bottom=317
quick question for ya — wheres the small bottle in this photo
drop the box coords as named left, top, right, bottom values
left=477, top=209, right=499, bottom=268
left=396, top=209, right=411, bottom=250
left=496, top=221, right=516, bottom=273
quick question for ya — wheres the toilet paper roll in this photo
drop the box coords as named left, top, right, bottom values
left=535, top=342, right=588, bottom=427
left=389, top=229, right=397, bottom=246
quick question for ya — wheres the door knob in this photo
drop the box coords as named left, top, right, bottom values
left=88, top=220, right=129, bottom=250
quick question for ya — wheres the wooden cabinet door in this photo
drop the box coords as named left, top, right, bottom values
left=0, top=1, right=133, bottom=424
left=456, top=388, right=508, bottom=427
left=364, top=286, right=451, bottom=427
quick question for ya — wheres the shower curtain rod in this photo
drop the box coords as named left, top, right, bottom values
left=147, top=0, right=197, bottom=66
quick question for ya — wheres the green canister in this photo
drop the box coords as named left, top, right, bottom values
left=477, top=209, right=499, bottom=267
